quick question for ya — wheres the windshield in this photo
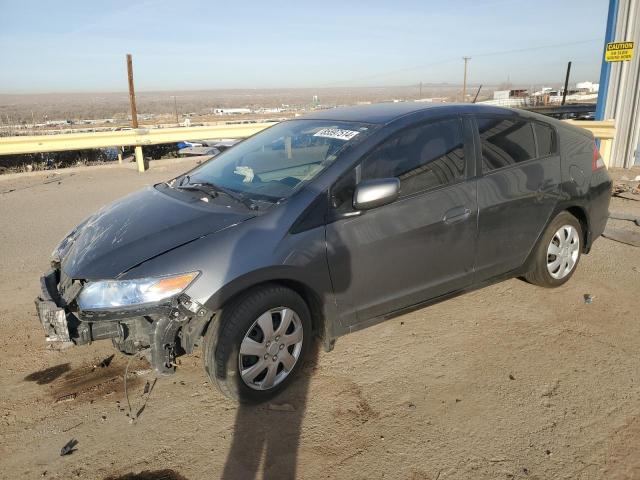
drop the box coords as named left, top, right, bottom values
left=180, top=119, right=374, bottom=202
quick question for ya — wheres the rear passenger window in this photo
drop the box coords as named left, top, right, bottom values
left=534, top=123, right=557, bottom=157
left=361, top=118, right=465, bottom=197
left=477, top=117, right=536, bottom=172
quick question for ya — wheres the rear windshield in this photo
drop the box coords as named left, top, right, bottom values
left=182, top=119, right=374, bottom=202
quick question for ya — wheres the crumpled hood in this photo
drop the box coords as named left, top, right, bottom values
left=61, top=186, right=254, bottom=279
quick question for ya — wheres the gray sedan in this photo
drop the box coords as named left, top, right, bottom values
left=36, top=103, right=612, bottom=403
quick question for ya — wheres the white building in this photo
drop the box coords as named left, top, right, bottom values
left=576, top=81, right=599, bottom=93
left=212, top=108, right=252, bottom=115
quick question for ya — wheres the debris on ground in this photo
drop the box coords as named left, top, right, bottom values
left=609, top=211, right=640, bottom=226
left=584, top=294, right=595, bottom=304
left=62, top=422, right=82, bottom=433
left=614, top=191, right=640, bottom=201
left=54, top=393, right=77, bottom=404
left=613, top=179, right=640, bottom=200
left=60, top=439, right=78, bottom=456
left=98, top=354, right=115, bottom=368
left=603, top=226, right=640, bottom=247
left=123, top=354, right=157, bottom=424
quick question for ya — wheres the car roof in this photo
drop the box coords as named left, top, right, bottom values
left=300, top=102, right=519, bottom=125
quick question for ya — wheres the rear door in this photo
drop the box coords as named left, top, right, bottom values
left=325, top=116, right=478, bottom=326
left=473, top=116, right=561, bottom=280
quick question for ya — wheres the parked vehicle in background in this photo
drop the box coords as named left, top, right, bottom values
left=177, top=139, right=241, bottom=158
left=36, top=103, right=612, bottom=403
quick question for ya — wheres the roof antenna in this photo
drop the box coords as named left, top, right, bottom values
left=472, top=84, right=483, bottom=103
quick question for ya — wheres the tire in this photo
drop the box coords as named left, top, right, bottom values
left=202, top=284, right=312, bottom=403
left=525, top=211, right=583, bottom=288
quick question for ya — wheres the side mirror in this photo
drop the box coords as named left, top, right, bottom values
left=353, top=178, right=400, bottom=210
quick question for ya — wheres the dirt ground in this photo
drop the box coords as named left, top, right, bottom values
left=0, top=162, right=639, bottom=480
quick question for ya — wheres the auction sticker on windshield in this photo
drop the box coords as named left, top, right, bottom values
left=313, top=128, right=360, bottom=141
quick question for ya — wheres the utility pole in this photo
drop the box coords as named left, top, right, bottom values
left=126, top=54, right=145, bottom=172
left=419, top=81, right=423, bottom=98
left=462, top=57, right=471, bottom=102
left=561, top=61, right=572, bottom=106
left=127, top=54, right=138, bottom=129
left=171, top=96, right=179, bottom=125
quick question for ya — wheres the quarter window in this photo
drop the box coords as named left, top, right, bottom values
left=477, top=117, right=536, bottom=172
left=534, top=122, right=557, bottom=157
left=361, top=118, right=465, bottom=197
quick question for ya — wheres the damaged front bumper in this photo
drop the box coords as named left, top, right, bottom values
left=35, top=270, right=77, bottom=344
left=35, top=269, right=212, bottom=375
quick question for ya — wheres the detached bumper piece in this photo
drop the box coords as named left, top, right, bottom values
left=35, top=271, right=74, bottom=343
left=35, top=296, right=71, bottom=343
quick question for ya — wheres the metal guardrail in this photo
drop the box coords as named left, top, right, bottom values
left=0, top=123, right=275, bottom=172
left=564, top=119, right=615, bottom=139
left=564, top=120, right=616, bottom=166
left=0, top=123, right=274, bottom=156
left=0, top=118, right=617, bottom=169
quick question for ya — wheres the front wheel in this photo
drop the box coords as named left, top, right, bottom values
left=202, top=284, right=312, bottom=403
left=525, top=211, right=583, bottom=288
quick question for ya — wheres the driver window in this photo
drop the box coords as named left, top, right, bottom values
left=330, top=118, right=466, bottom=212
left=362, top=118, right=465, bottom=197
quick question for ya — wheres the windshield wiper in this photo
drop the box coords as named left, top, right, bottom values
left=176, top=183, right=217, bottom=199
left=177, top=180, right=257, bottom=210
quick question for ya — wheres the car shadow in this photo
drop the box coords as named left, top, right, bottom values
left=215, top=185, right=351, bottom=479
left=220, top=341, right=320, bottom=480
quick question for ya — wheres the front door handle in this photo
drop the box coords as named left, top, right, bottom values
left=443, top=206, right=471, bottom=224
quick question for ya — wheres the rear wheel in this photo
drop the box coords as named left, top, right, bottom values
left=202, top=284, right=312, bottom=403
left=525, top=211, right=583, bottom=288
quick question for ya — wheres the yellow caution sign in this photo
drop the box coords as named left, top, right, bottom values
left=605, top=41, right=634, bottom=62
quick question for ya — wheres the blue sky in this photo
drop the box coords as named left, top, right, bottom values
left=0, top=0, right=609, bottom=93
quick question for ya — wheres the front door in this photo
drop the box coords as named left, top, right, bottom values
left=326, top=117, right=478, bottom=327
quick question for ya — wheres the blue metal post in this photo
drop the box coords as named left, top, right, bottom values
left=595, top=0, right=619, bottom=120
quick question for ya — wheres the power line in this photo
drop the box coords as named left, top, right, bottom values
left=323, top=38, right=602, bottom=87
left=472, top=38, right=602, bottom=58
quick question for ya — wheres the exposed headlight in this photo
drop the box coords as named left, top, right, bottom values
left=77, top=272, right=199, bottom=310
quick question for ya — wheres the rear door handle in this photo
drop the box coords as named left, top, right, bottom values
left=443, top=206, right=471, bottom=224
